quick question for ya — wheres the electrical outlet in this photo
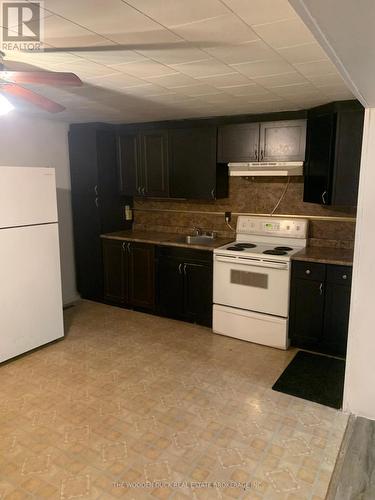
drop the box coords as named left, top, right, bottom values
left=225, top=211, right=232, bottom=223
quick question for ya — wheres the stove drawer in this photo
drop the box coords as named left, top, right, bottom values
left=292, top=261, right=326, bottom=281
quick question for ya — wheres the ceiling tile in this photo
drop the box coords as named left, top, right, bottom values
left=124, top=0, right=228, bottom=27
left=87, top=73, right=153, bottom=89
left=252, top=18, right=315, bottom=49
left=111, top=60, right=178, bottom=78
left=137, top=45, right=209, bottom=65
left=145, top=73, right=197, bottom=88
left=171, top=58, right=234, bottom=78
left=221, top=0, right=297, bottom=26
left=271, top=82, right=321, bottom=98
left=252, top=71, right=307, bottom=88
left=168, top=84, right=223, bottom=97
left=307, top=73, right=346, bottom=87
left=205, top=40, right=276, bottom=64
left=172, top=14, right=258, bottom=44
left=196, top=72, right=251, bottom=87
left=52, top=60, right=120, bottom=78
left=277, top=42, right=329, bottom=64
left=75, top=50, right=146, bottom=66
left=219, top=83, right=272, bottom=97
left=232, top=58, right=294, bottom=78
left=294, top=59, right=338, bottom=77
left=43, top=15, right=110, bottom=48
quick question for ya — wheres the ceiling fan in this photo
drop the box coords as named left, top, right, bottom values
left=0, top=50, right=82, bottom=114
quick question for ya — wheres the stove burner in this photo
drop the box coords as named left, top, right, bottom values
left=234, top=243, right=257, bottom=248
left=263, top=249, right=287, bottom=256
left=227, top=246, right=244, bottom=251
left=274, top=246, right=293, bottom=251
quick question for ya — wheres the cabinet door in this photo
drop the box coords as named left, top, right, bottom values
left=157, top=257, right=184, bottom=319
left=322, top=266, right=352, bottom=357
left=184, top=262, right=213, bottom=327
left=69, top=127, right=102, bottom=300
left=102, top=239, right=128, bottom=304
left=169, top=127, right=217, bottom=199
left=259, top=120, right=307, bottom=162
left=217, top=123, right=260, bottom=163
left=304, top=113, right=336, bottom=205
left=139, top=130, right=169, bottom=197
left=117, top=133, right=141, bottom=196
left=128, top=242, right=155, bottom=310
left=289, top=278, right=325, bottom=349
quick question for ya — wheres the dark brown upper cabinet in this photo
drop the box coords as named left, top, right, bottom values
left=259, top=120, right=306, bottom=162
left=217, top=123, right=259, bottom=162
left=217, top=119, right=306, bottom=163
left=139, top=130, right=169, bottom=197
left=117, top=129, right=169, bottom=198
left=117, top=133, right=139, bottom=196
left=304, top=100, right=364, bottom=206
left=169, top=126, right=227, bottom=200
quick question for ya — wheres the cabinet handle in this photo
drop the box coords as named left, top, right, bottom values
left=342, top=274, right=348, bottom=280
left=211, top=188, right=215, bottom=199
left=94, top=197, right=99, bottom=208
left=178, top=263, right=183, bottom=274
left=127, top=242, right=131, bottom=253
left=122, top=242, right=126, bottom=251
left=260, top=149, right=264, bottom=160
left=319, top=282, right=323, bottom=295
left=94, top=185, right=98, bottom=196
left=322, top=190, right=327, bottom=205
left=305, top=269, right=311, bottom=275
left=255, top=148, right=258, bottom=160
left=137, top=186, right=141, bottom=195
left=183, top=264, right=187, bottom=276
left=142, top=187, right=146, bottom=195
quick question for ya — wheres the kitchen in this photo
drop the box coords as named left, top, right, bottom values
left=0, top=1, right=375, bottom=498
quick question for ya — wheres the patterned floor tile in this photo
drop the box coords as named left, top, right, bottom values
left=0, top=301, right=349, bottom=499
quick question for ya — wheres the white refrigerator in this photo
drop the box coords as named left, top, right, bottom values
left=0, top=166, right=64, bottom=363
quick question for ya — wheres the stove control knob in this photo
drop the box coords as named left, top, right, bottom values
left=305, top=269, right=311, bottom=275
left=342, top=274, right=347, bottom=280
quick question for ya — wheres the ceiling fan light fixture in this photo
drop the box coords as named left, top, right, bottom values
left=0, top=93, right=14, bottom=115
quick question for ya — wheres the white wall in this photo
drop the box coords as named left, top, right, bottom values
left=343, top=108, right=375, bottom=419
left=0, top=112, right=78, bottom=305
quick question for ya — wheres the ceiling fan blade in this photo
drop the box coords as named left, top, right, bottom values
left=2, top=84, right=65, bottom=113
left=0, top=71, right=82, bottom=86
left=23, top=41, right=221, bottom=53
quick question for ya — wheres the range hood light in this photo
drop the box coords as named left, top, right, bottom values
left=228, top=161, right=304, bottom=177
left=0, top=93, right=14, bottom=115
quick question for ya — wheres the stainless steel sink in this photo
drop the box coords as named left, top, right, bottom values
left=185, top=235, right=215, bottom=244
left=170, top=234, right=216, bottom=245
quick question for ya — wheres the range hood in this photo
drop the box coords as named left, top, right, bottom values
left=228, top=161, right=304, bottom=177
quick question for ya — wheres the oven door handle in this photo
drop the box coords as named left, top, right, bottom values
left=215, top=255, right=288, bottom=270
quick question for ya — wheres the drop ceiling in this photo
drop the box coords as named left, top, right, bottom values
left=1, top=0, right=354, bottom=123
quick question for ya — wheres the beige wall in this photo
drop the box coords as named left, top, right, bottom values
left=344, top=108, right=375, bottom=419
left=0, top=112, right=78, bottom=305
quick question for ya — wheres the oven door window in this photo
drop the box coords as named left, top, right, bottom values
left=230, top=269, right=268, bottom=289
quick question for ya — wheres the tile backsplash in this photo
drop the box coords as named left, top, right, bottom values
left=134, top=177, right=356, bottom=248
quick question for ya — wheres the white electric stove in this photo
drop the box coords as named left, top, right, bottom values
left=213, top=216, right=309, bottom=349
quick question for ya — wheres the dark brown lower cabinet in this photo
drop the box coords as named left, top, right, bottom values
left=156, top=246, right=213, bottom=327
left=102, top=238, right=155, bottom=311
left=289, top=260, right=352, bottom=357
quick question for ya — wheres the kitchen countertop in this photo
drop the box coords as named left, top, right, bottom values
left=100, top=230, right=233, bottom=251
left=292, top=246, right=354, bottom=266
